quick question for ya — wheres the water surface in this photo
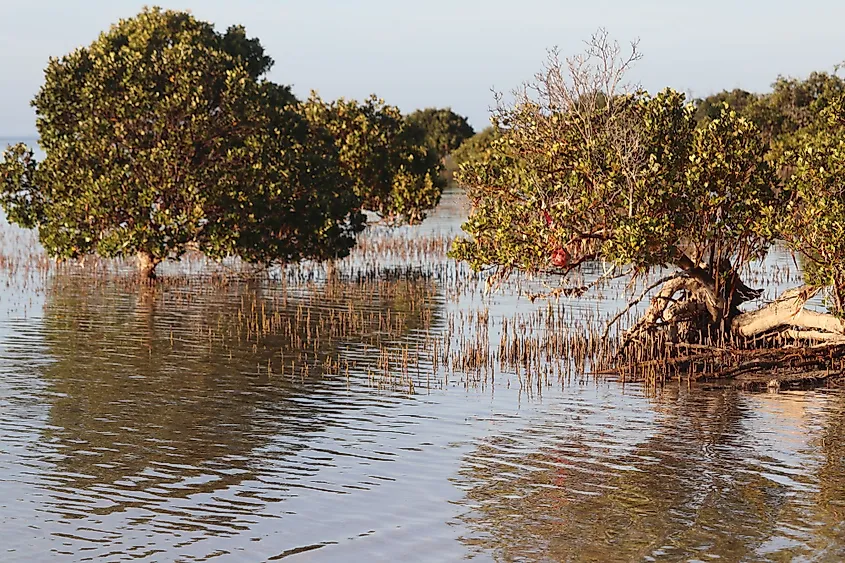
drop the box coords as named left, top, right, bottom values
left=1, top=191, right=844, bottom=562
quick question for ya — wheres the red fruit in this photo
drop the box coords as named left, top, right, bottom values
left=551, top=247, right=570, bottom=267
left=543, top=210, right=553, bottom=226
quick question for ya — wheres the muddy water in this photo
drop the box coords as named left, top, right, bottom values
left=1, top=191, right=844, bottom=562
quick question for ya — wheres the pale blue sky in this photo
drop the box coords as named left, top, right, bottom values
left=1, top=0, right=843, bottom=137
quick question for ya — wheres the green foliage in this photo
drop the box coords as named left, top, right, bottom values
left=696, top=71, right=845, bottom=308
left=696, top=72, right=845, bottom=146
left=0, top=144, right=41, bottom=229
left=452, top=126, right=501, bottom=168
left=453, top=38, right=845, bottom=322
left=694, top=89, right=757, bottom=124
left=405, top=108, right=475, bottom=160
left=778, top=98, right=845, bottom=310
left=301, top=94, right=444, bottom=224
left=758, top=72, right=845, bottom=140
left=681, top=107, right=780, bottom=264
left=0, top=7, right=365, bottom=274
left=452, top=87, right=780, bottom=279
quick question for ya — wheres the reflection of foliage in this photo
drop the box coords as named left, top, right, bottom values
left=38, top=273, right=440, bottom=517
left=405, top=108, right=475, bottom=161
left=41, top=281, right=327, bottom=502
left=457, top=389, right=836, bottom=561
left=816, top=403, right=845, bottom=546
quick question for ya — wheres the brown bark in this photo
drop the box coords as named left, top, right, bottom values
left=626, top=265, right=845, bottom=345
left=673, top=253, right=762, bottom=316
left=626, top=277, right=703, bottom=338
left=137, top=251, right=160, bottom=282
left=625, top=275, right=722, bottom=342
left=617, top=265, right=845, bottom=384
left=781, top=329, right=845, bottom=344
left=630, top=280, right=845, bottom=342
left=834, top=278, right=845, bottom=316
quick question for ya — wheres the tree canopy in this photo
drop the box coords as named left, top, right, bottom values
left=452, top=46, right=780, bottom=285
left=451, top=126, right=501, bottom=168
left=0, top=7, right=444, bottom=278
left=695, top=72, right=845, bottom=148
left=405, top=108, right=475, bottom=161
left=694, top=70, right=845, bottom=311
left=302, top=95, right=444, bottom=224
left=778, top=97, right=845, bottom=311
left=451, top=32, right=845, bottom=362
left=0, top=8, right=366, bottom=278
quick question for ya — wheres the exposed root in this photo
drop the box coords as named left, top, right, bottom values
left=604, top=340, right=845, bottom=390
left=602, top=272, right=685, bottom=339
left=781, top=329, right=845, bottom=344
left=605, top=277, right=845, bottom=389
left=137, top=251, right=160, bottom=282
left=624, top=276, right=709, bottom=339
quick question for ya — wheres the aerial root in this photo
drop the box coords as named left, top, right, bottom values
left=602, top=340, right=845, bottom=389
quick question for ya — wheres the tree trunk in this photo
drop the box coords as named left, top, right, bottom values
left=731, top=285, right=845, bottom=338
left=326, top=260, right=338, bottom=281
left=626, top=267, right=845, bottom=345
left=834, top=277, right=845, bottom=316
left=617, top=261, right=845, bottom=383
left=675, top=252, right=763, bottom=305
left=137, top=251, right=160, bottom=282
left=626, top=276, right=707, bottom=338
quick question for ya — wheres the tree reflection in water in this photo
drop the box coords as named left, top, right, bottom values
left=36, top=273, right=440, bottom=546
left=456, top=386, right=845, bottom=561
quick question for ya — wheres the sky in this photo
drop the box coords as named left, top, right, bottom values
left=1, top=0, right=844, bottom=137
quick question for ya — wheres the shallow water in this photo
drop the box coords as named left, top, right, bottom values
left=1, top=191, right=844, bottom=562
